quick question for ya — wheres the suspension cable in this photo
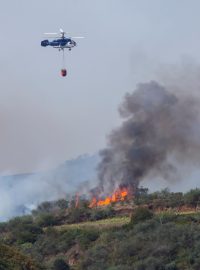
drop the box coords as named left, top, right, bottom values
left=62, top=49, right=65, bottom=69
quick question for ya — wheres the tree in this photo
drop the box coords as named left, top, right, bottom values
left=184, top=189, right=200, bottom=208
left=53, top=259, right=70, bottom=270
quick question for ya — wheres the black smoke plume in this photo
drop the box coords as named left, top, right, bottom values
left=97, top=80, right=200, bottom=194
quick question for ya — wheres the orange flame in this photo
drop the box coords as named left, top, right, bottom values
left=89, top=187, right=128, bottom=208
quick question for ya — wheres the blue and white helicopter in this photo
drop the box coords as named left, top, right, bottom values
left=41, top=29, right=84, bottom=76
left=41, top=28, right=84, bottom=51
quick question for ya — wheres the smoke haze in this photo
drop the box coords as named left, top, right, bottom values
left=0, top=154, right=98, bottom=221
left=97, top=79, right=200, bottom=194
left=2, top=68, right=200, bottom=220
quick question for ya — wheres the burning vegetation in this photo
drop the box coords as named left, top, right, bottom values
left=71, top=79, right=200, bottom=213
left=89, top=185, right=131, bottom=208
left=92, top=80, right=200, bottom=198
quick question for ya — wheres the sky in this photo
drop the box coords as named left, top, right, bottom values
left=1, top=0, right=200, bottom=174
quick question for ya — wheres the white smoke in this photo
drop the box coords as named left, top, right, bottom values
left=0, top=154, right=99, bottom=221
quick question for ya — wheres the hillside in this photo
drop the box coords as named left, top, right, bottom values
left=1, top=188, right=200, bottom=269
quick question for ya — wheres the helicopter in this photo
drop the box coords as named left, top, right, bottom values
left=41, top=29, right=84, bottom=76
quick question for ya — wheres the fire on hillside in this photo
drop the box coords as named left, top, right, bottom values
left=89, top=185, right=133, bottom=208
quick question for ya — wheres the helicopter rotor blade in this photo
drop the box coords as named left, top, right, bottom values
left=71, top=36, right=85, bottom=39
left=44, top=33, right=58, bottom=35
left=44, top=36, right=61, bottom=38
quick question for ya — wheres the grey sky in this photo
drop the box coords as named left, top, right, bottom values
left=1, top=0, right=200, bottom=173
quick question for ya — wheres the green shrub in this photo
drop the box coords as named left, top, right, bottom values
left=106, top=266, right=132, bottom=270
left=53, top=258, right=70, bottom=270
left=77, top=229, right=99, bottom=248
left=165, top=262, right=178, bottom=270
left=0, top=222, right=8, bottom=233
left=131, top=207, right=153, bottom=225
left=67, top=207, right=90, bottom=223
left=5, top=217, right=43, bottom=245
left=89, top=207, right=115, bottom=221
left=0, top=244, right=44, bottom=270
left=36, top=213, right=60, bottom=227
left=79, top=244, right=109, bottom=270
left=15, top=226, right=42, bottom=244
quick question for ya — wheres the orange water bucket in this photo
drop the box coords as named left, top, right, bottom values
left=61, top=69, right=67, bottom=77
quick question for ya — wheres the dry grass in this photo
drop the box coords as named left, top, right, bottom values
left=51, top=207, right=199, bottom=232
left=54, top=216, right=130, bottom=231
